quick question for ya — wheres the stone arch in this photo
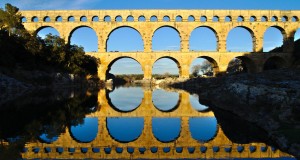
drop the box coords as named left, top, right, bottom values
left=106, top=56, right=143, bottom=77
left=152, top=117, right=181, bottom=143
left=212, top=16, right=219, bottom=22
left=163, top=15, right=170, bottom=22
left=261, top=16, right=268, bottom=22
left=200, top=16, right=207, bottom=22
left=226, top=26, right=256, bottom=52
left=43, top=16, right=50, bottom=22
left=68, top=16, right=75, bottom=22
left=21, top=16, right=27, bottom=23
left=126, top=15, right=134, bottom=22
left=189, top=26, right=219, bottom=51
left=237, top=16, right=244, bottom=22
left=138, top=15, right=146, bottom=22
left=263, top=56, right=287, bottom=70
left=281, top=16, right=288, bottom=22
left=92, top=16, right=99, bottom=22
left=80, top=16, right=87, bottom=22
left=263, top=26, right=287, bottom=52
left=188, top=15, right=195, bottom=22
left=115, top=15, right=123, bottom=22
left=35, top=26, right=61, bottom=37
left=106, top=26, right=144, bottom=52
left=152, top=89, right=181, bottom=112
left=227, top=56, right=256, bottom=74
left=104, top=15, right=111, bottom=22
left=250, top=16, right=257, bottom=22
left=55, top=16, right=62, bottom=22
left=31, top=16, right=38, bottom=22
left=271, top=16, right=278, bottom=22
left=225, top=16, right=232, bottom=22
left=152, top=56, right=181, bottom=76
left=176, top=15, right=183, bottom=22
left=152, top=25, right=181, bottom=51
left=189, top=56, right=219, bottom=76
left=150, top=15, right=158, bottom=22
left=292, top=16, right=299, bottom=22
left=68, top=25, right=98, bottom=52
left=107, top=117, right=144, bottom=143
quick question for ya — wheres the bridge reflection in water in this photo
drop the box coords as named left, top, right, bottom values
left=21, top=87, right=292, bottom=159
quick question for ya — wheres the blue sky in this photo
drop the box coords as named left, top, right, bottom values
left=1, top=0, right=300, bottom=75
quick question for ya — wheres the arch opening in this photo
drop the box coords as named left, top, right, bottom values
left=92, top=16, right=99, bottom=22
left=138, top=16, right=145, bottom=22
left=152, top=26, right=181, bottom=51
left=237, top=16, right=244, bottom=22
left=225, top=16, right=232, bottom=22
left=261, top=16, right=268, bottom=22
left=104, top=15, right=111, bottom=22
left=106, top=57, right=144, bottom=82
left=200, top=16, right=207, bottom=22
left=107, top=117, right=144, bottom=143
left=190, top=26, right=218, bottom=51
left=281, top=16, right=288, bottom=22
left=263, top=56, right=287, bottom=70
left=150, top=15, right=158, bottom=22
left=56, top=16, right=62, bottom=22
left=163, top=16, right=170, bottom=22
left=43, top=16, right=50, bottom=22
left=271, top=16, right=278, bottom=22
left=292, top=16, right=299, bottom=22
left=190, top=94, right=210, bottom=112
left=21, top=17, right=27, bottom=23
left=36, top=26, right=60, bottom=39
left=188, top=15, right=195, bottom=22
left=69, top=26, right=98, bottom=52
left=106, top=26, right=144, bottom=52
left=32, top=16, right=38, bottom=22
left=250, top=16, right=256, bottom=22
left=152, top=57, right=180, bottom=78
left=70, top=117, right=98, bottom=143
left=190, top=57, right=218, bottom=77
left=80, top=16, right=87, bottom=22
left=227, top=26, right=254, bottom=52
left=263, top=26, right=285, bottom=52
left=227, top=56, right=256, bottom=74
left=115, top=15, right=123, bottom=22
left=176, top=15, right=182, bottom=22
left=126, top=15, right=134, bottom=22
left=68, top=16, right=75, bottom=22
left=212, top=16, right=219, bottom=22
left=152, top=118, right=181, bottom=143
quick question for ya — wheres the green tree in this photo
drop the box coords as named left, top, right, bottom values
left=0, top=3, right=24, bottom=36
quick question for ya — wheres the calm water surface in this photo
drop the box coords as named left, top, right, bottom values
left=0, top=86, right=295, bottom=159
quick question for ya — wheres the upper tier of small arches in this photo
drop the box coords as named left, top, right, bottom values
left=20, top=10, right=300, bottom=23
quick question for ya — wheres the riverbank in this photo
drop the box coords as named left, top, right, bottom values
left=170, top=69, right=300, bottom=158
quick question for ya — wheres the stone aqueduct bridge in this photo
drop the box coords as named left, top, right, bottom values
left=21, top=90, right=291, bottom=159
left=20, top=10, right=300, bottom=80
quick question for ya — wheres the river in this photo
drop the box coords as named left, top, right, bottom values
left=0, top=86, right=295, bottom=159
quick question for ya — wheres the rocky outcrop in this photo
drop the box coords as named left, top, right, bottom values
left=171, top=69, right=300, bottom=158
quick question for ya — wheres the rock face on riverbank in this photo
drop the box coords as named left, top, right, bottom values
left=171, top=69, right=300, bottom=158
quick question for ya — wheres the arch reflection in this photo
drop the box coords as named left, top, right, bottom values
left=70, top=117, right=98, bottom=143
left=108, top=87, right=144, bottom=112
left=39, top=133, right=58, bottom=143
left=189, top=94, right=210, bottom=112
left=189, top=117, right=218, bottom=142
left=152, top=117, right=181, bottom=142
left=107, top=117, right=144, bottom=143
left=152, top=89, right=180, bottom=112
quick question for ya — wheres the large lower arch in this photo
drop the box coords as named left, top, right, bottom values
left=226, top=26, right=255, bottom=52
left=69, top=26, right=98, bottom=52
left=106, top=26, right=144, bottom=52
left=106, top=57, right=144, bottom=78
left=263, top=56, right=287, bottom=70
left=152, top=56, right=181, bottom=77
left=227, top=56, right=256, bottom=74
left=36, top=26, right=60, bottom=38
left=152, top=117, right=181, bottom=143
left=263, top=26, right=286, bottom=52
left=189, top=56, right=219, bottom=76
left=107, top=117, right=144, bottom=143
left=152, top=26, right=181, bottom=51
left=189, top=26, right=218, bottom=51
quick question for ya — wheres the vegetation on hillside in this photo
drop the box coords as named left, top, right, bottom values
left=0, top=3, right=97, bottom=76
